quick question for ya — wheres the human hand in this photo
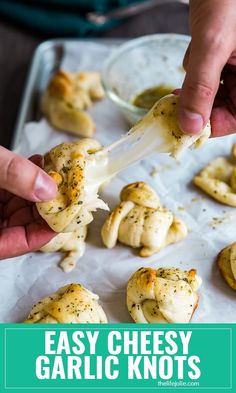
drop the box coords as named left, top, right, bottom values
left=0, top=150, right=57, bottom=259
left=178, top=0, right=236, bottom=137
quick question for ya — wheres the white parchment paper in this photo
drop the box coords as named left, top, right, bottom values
left=1, top=42, right=235, bottom=323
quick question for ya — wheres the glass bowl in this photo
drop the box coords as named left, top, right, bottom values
left=102, top=34, right=190, bottom=125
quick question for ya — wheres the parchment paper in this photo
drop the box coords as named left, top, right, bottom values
left=1, top=42, right=235, bottom=323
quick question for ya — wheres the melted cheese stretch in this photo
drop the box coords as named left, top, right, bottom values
left=85, top=95, right=210, bottom=190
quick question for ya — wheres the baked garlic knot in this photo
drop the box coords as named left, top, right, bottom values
left=149, top=94, right=211, bottom=157
left=193, top=143, right=236, bottom=206
left=127, top=267, right=202, bottom=323
left=24, top=283, right=107, bottom=324
left=218, top=242, right=236, bottom=290
left=37, top=139, right=108, bottom=272
left=41, top=70, right=105, bottom=137
left=101, top=181, right=188, bottom=257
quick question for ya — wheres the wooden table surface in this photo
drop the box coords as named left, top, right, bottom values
left=0, top=3, right=189, bottom=149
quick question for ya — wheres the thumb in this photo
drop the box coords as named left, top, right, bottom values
left=178, top=38, right=229, bottom=134
left=0, top=146, right=57, bottom=202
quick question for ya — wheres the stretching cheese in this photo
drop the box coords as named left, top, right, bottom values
left=85, top=95, right=211, bottom=189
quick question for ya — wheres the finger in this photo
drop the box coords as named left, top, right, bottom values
left=224, top=67, right=236, bottom=104
left=0, top=203, right=3, bottom=218
left=210, top=67, right=236, bottom=136
left=3, top=204, right=44, bottom=227
left=3, top=196, right=32, bottom=220
left=2, top=206, right=35, bottom=228
left=227, top=51, right=236, bottom=66
left=183, top=42, right=191, bottom=71
left=29, top=154, right=44, bottom=168
left=0, top=223, right=56, bottom=259
left=26, top=223, right=56, bottom=251
left=210, top=106, right=236, bottom=137
left=0, top=189, right=12, bottom=203
left=0, top=147, right=57, bottom=202
left=178, top=38, right=230, bottom=135
left=172, top=89, right=181, bottom=96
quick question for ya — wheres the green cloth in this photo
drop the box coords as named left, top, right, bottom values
left=0, top=0, right=144, bottom=36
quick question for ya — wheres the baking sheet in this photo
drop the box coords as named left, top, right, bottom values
left=1, top=41, right=236, bottom=323
left=12, top=38, right=124, bottom=150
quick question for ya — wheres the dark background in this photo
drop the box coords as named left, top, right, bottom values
left=0, top=2, right=189, bottom=149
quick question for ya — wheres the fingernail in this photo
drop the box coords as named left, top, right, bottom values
left=172, top=88, right=181, bottom=96
left=34, top=172, right=57, bottom=201
left=179, top=109, right=204, bottom=134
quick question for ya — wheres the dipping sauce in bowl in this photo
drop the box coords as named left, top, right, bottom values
left=132, top=85, right=173, bottom=110
left=102, top=34, right=190, bottom=125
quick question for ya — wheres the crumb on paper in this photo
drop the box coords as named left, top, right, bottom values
left=191, top=196, right=201, bottom=203
left=150, top=163, right=175, bottom=177
left=190, top=196, right=205, bottom=204
left=209, top=213, right=233, bottom=228
left=150, top=167, right=158, bottom=177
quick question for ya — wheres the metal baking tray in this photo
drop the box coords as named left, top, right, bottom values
left=12, top=38, right=124, bottom=150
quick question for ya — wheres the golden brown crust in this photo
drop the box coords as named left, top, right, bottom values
left=231, top=143, right=236, bottom=159
left=47, top=70, right=72, bottom=98
left=120, top=181, right=161, bottom=209
left=217, top=243, right=236, bottom=290
left=41, top=69, right=104, bottom=137
left=127, top=267, right=202, bottom=324
left=38, top=140, right=108, bottom=272
left=136, top=267, right=157, bottom=292
left=193, top=144, right=236, bottom=206
left=24, top=283, right=107, bottom=324
left=48, top=171, right=63, bottom=185
left=37, top=139, right=108, bottom=233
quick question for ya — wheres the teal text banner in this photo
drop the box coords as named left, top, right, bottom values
left=0, top=324, right=235, bottom=393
